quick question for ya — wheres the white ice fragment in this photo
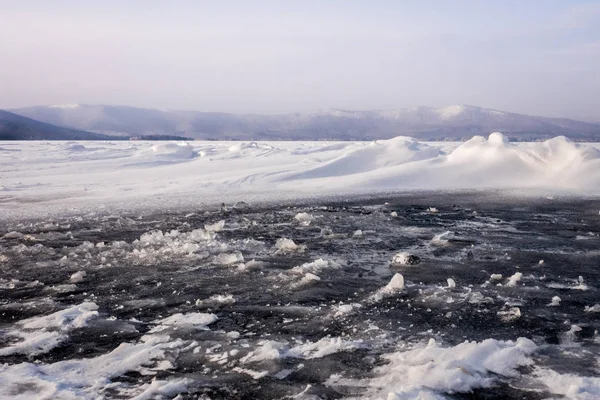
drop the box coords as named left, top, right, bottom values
left=334, top=304, right=355, bottom=316
left=390, top=211, right=398, bottom=217
left=294, top=212, right=314, bottom=226
left=293, top=273, right=321, bottom=289
left=233, top=367, right=269, bottom=379
left=290, top=258, right=338, bottom=275
left=490, top=274, right=503, bottom=281
left=384, top=274, right=405, bottom=292
left=213, top=252, right=244, bottom=265
left=274, top=238, right=305, bottom=253
left=130, top=378, right=190, bottom=400
left=584, top=304, right=600, bottom=313
left=197, top=294, right=235, bottom=305
left=447, top=278, right=456, bottom=288
left=538, top=259, right=544, bottom=265
left=353, top=230, right=363, bottom=237
left=497, top=307, right=521, bottom=322
left=427, top=207, right=439, bottom=213
left=227, top=331, right=241, bottom=339
left=430, top=231, right=452, bottom=245
left=204, top=220, right=225, bottom=232
left=506, top=272, right=523, bottom=287
left=153, top=312, right=217, bottom=330
left=303, top=272, right=320, bottom=282
left=548, top=296, right=561, bottom=307
left=391, top=252, right=420, bottom=266
left=288, top=337, right=364, bottom=359
left=70, top=271, right=86, bottom=283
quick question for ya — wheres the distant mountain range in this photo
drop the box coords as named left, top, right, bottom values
left=5, top=104, right=600, bottom=141
left=0, top=110, right=117, bottom=140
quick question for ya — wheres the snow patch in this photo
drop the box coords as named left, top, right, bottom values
left=365, top=337, right=536, bottom=399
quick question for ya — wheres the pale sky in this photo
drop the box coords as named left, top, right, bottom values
left=1, top=0, right=599, bottom=120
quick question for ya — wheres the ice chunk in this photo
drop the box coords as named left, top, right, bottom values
left=506, top=272, right=522, bottom=287
left=584, top=304, right=600, bottom=313
left=497, top=307, right=521, bottom=322
left=384, top=274, right=405, bottom=292
left=153, top=312, right=217, bottom=330
left=70, top=270, right=86, bottom=283
left=204, top=220, right=225, bottom=232
left=274, top=238, right=306, bottom=253
left=213, top=252, right=244, bottom=265
left=447, top=278, right=456, bottom=288
left=548, top=296, right=561, bottom=307
left=430, top=231, right=452, bottom=245
left=294, top=212, right=314, bottom=226
left=290, top=258, right=339, bottom=275
left=391, top=252, right=420, bottom=266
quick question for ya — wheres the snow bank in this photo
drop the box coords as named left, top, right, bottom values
left=2, top=134, right=600, bottom=219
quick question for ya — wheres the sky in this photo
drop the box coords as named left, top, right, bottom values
left=0, top=0, right=599, bottom=120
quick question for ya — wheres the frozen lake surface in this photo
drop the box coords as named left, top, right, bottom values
left=1, top=193, right=600, bottom=399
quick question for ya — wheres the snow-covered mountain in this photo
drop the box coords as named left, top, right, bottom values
left=10, top=104, right=600, bottom=141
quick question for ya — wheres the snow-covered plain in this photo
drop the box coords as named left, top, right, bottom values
left=1, top=133, right=600, bottom=220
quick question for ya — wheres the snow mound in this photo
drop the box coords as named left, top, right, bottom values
left=368, top=337, right=536, bottom=399
left=285, top=136, right=442, bottom=180
left=63, top=143, right=88, bottom=151
left=359, top=133, right=600, bottom=191
left=148, top=142, right=196, bottom=159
